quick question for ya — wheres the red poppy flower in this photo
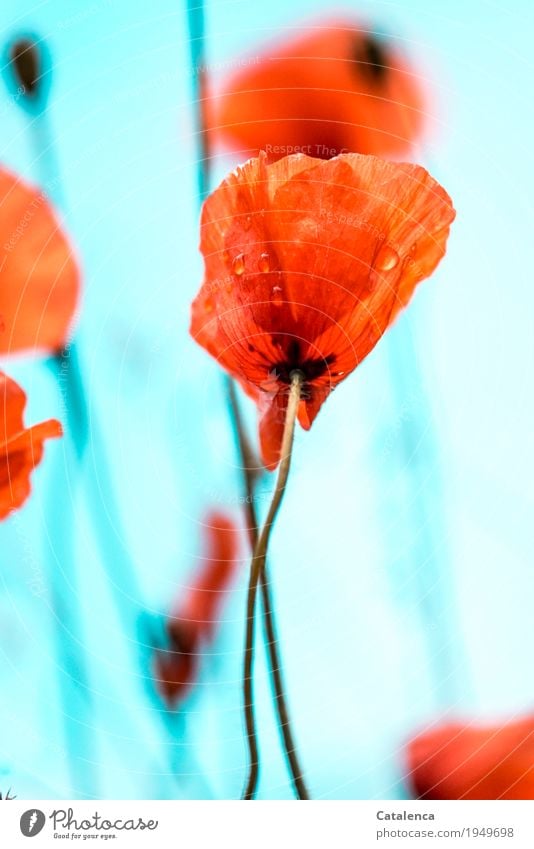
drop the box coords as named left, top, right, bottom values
left=0, top=167, right=80, bottom=355
left=190, top=152, right=454, bottom=469
left=0, top=371, right=62, bottom=520
left=406, top=717, right=534, bottom=800
left=207, top=19, right=425, bottom=161
left=155, top=512, right=240, bottom=706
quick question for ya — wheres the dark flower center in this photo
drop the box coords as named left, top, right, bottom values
left=273, top=339, right=335, bottom=385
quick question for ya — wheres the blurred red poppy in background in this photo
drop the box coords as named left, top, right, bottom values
left=0, top=167, right=80, bottom=355
left=155, top=511, right=240, bottom=706
left=190, top=151, right=454, bottom=469
left=0, top=370, right=62, bottom=519
left=406, top=717, right=534, bottom=800
left=207, top=19, right=425, bottom=162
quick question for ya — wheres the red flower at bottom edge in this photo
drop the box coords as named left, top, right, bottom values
left=190, top=152, right=455, bottom=469
left=155, top=512, right=240, bottom=706
left=0, top=371, right=62, bottom=519
left=406, top=717, right=534, bottom=800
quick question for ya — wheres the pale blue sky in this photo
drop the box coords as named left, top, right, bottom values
left=0, top=0, right=532, bottom=799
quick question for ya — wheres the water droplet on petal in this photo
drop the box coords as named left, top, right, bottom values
left=244, top=214, right=253, bottom=230
left=222, top=249, right=230, bottom=265
left=232, top=253, right=245, bottom=276
left=271, top=285, right=283, bottom=306
left=376, top=244, right=399, bottom=272
left=258, top=252, right=271, bottom=273
left=204, top=296, right=214, bottom=313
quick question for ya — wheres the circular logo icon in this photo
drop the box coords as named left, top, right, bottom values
left=20, top=809, right=46, bottom=837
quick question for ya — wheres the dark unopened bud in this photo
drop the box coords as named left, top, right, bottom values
left=353, top=33, right=389, bottom=83
left=9, top=38, right=41, bottom=97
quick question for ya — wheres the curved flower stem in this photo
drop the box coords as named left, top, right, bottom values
left=227, top=378, right=309, bottom=800
left=242, top=371, right=307, bottom=800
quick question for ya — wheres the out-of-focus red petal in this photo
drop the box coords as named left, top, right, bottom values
left=156, top=512, right=241, bottom=707
left=181, top=511, right=241, bottom=635
left=207, top=19, right=425, bottom=161
left=154, top=649, right=198, bottom=707
left=0, top=167, right=80, bottom=355
left=406, top=718, right=534, bottom=800
left=0, top=371, right=62, bottom=519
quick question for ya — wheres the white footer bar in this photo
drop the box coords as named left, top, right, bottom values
left=2, top=800, right=534, bottom=848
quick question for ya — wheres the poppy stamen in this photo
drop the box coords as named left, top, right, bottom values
left=273, top=353, right=336, bottom=386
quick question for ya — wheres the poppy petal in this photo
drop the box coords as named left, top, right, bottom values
left=0, top=371, right=62, bottom=519
left=257, top=388, right=290, bottom=470
left=156, top=512, right=241, bottom=706
left=207, top=19, right=425, bottom=160
left=407, top=718, right=534, bottom=800
left=0, top=168, right=80, bottom=355
left=191, top=152, right=454, bottom=467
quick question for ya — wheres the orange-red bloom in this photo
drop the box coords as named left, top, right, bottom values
left=155, top=512, right=240, bottom=706
left=0, top=167, right=80, bottom=355
left=190, top=152, right=455, bottom=469
left=406, top=717, right=534, bottom=800
left=207, top=19, right=425, bottom=161
left=0, top=371, right=62, bottom=520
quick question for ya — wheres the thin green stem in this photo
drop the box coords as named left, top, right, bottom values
left=242, top=371, right=306, bottom=800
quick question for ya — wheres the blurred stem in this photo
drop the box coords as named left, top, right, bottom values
left=13, top=36, right=97, bottom=797
left=385, top=321, right=464, bottom=707
left=185, top=0, right=307, bottom=800
left=52, top=344, right=180, bottom=778
left=227, top=377, right=309, bottom=800
left=50, top=344, right=149, bottom=667
left=46, top=349, right=97, bottom=798
left=186, top=0, right=211, bottom=201
left=242, top=371, right=308, bottom=800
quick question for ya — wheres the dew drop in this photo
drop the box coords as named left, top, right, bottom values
left=376, top=244, right=399, bottom=272
left=271, top=285, right=283, bottom=306
left=204, top=296, right=214, bottom=313
left=222, top=249, right=230, bottom=265
left=244, top=214, right=253, bottom=230
left=258, top=252, right=271, bottom=273
left=232, top=253, right=245, bottom=276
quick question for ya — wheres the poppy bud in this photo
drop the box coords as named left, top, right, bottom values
left=10, top=38, right=40, bottom=96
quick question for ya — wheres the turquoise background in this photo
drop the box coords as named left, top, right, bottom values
left=0, top=0, right=533, bottom=799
